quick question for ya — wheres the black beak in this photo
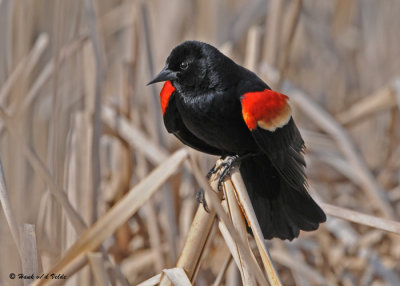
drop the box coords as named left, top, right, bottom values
left=147, top=67, right=178, bottom=85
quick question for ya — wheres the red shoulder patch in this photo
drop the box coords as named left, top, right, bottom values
left=160, top=81, right=176, bottom=114
left=241, top=89, right=291, bottom=131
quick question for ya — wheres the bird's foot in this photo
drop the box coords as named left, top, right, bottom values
left=196, top=164, right=218, bottom=212
left=196, top=188, right=209, bottom=212
left=216, top=155, right=240, bottom=189
left=196, top=163, right=220, bottom=212
left=206, top=163, right=217, bottom=179
left=199, top=155, right=249, bottom=210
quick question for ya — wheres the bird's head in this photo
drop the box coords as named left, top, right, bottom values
left=148, top=41, right=228, bottom=91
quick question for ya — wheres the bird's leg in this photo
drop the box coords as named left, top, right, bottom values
left=217, top=155, right=240, bottom=189
left=196, top=188, right=209, bottom=212
left=206, top=163, right=217, bottom=179
left=196, top=163, right=218, bottom=212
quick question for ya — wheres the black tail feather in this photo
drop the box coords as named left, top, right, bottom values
left=240, top=155, right=326, bottom=240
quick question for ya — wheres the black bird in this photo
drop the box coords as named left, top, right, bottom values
left=148, top=41, right=326, bottom=240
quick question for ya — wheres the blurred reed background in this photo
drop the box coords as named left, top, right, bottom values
left=1, top=0, right=400, bottom=285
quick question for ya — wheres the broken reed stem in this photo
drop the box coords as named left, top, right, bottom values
left=223, top=179, right=256, bottom=285
left=188, top=155, right=271, bottom=286
left=230, top=169, right=282, bottom=286
left=159, top=174, right=218, bottom=286
left=173, top=204, right=216, bottom=282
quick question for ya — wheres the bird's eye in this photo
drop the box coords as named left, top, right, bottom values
left=180, top=61, right=189, bottom=70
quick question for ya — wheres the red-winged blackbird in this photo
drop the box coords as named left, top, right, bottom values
left=148, top=41, right=326, bottom=240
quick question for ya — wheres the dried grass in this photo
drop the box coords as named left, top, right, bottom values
left=1, top=1, right=400, bottom=285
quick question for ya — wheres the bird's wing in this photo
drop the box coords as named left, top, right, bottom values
left=161, top=82, right=222, bottom=156
left=240, top=89, right=307, bottom=192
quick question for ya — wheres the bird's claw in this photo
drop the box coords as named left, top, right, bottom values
left=196, top=188, right=210, bottom=212
left=216, top=155, right=240, bottom=189
left=199, top=156, right=240, bottom=209
left=206, top=164, right=218, bottom=179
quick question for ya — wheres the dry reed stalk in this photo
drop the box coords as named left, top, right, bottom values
left=70, top=111, right=92, bottom=228
left=102, top=105, right=168, bottom=165
left=178, top=170, right=197, bottom=249
left=230, top=170, right=282, bottom=286
left=223, top=0, right=267, bottom=47
left=20, top=224, right=39, bottom=286
left=158, top=154, right=274, bottom=286
left=218, top=219, right=243, bottom=275
left=263, top=0, right=283, bottom=67
left=321, top=203, right=400, bottom=235
left=49, top=0, right=62, bottom=207
left=137, top=273, right=162, bottom=286
left=331, top=0, right=357, bottom=36
left=120, top=249, right=159, bottom=280
left=188, top=216, right=218, bottom=283
left=140, top=2, right=164, bottom=144
left=0, top=107, right=88, bottom=233
left=34, top=149, right=187, bottom=286
left=226, top=262, right=242, bottom=286
left=82, top=44, right=96, bottom=262
left=87, top=252, right=110, bottom=286
left=212, top=253, right=232, bottom=286
left=35, top=253, right=88, bottom=286
left=337, top=79, right=400, bottom=125
left=104, top=99, right=169, bottom=271
left=0, top=159, right=22, bottom=258
left=309, top=151, right=360, bottom=184
left=141, top=3, right=180, bottom=260
left=0, top=33, right=48, bottom=105
left=136, top=152, right=165, bottom=272
left=64, top=113, right=83, bottom=286
left=14, top=35, right=86, bottom=120
left=283, top=243, right=314, bottom=286
left=159, top=204, right=216, bottom=285
left=244, top=26, right=262, bottom=71
left=84, top=0, right=106, bottom=227
left=276, top=0, right=302, bottom=89
left=143, top=199, right=165, bottom=271
left=162, top=268, right=192, bottom=285
left=0, top=32, right=48, bottom=137
left=223, top=179, right=256, bottom=285
left=269, top=249, right=335, bottom=286
left=110, top=63, right=135, bottom=264
left=13, top=0, right=132, bottom=121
